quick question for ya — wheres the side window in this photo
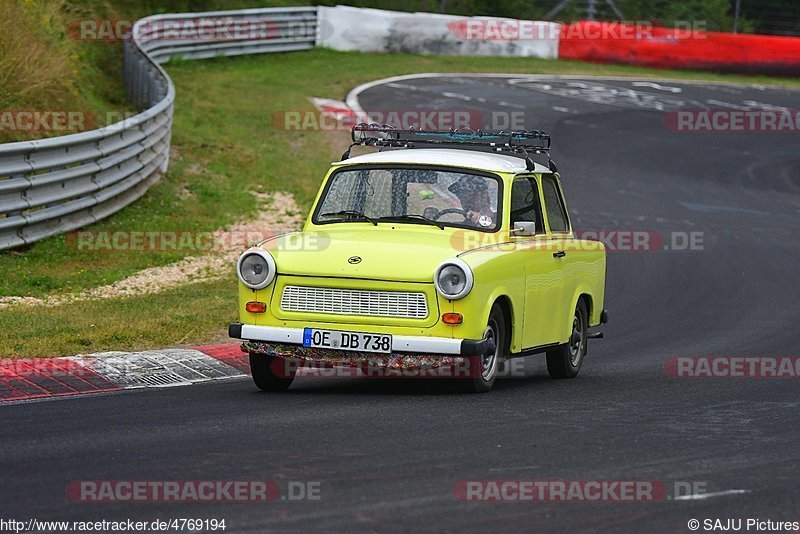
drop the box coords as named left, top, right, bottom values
left=542, top=175, right=569, bottom=233
left=510, top=176, right=542, bottom=233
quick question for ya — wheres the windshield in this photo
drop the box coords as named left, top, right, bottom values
left=314, top=167, right=501, bottom=231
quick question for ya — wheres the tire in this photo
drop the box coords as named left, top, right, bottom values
left=249, top=353, right=296, bottom=391
left=546, top=299, right=588, bottom=379
left=462, top=303, right=507, bottom=393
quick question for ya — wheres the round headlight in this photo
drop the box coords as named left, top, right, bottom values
left=237, top=249, right=276, bottom=289
left=434, top=259, right=474, bottom=300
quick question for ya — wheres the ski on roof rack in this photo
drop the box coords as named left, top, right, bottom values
left=342, top=123, right=557, bottom=172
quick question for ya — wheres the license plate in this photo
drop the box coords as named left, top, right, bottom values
left=302, top=328, right=392, bottom=354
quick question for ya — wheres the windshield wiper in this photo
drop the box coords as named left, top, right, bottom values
left=377, top=214, right=445, bottom=230
left=321, top=210, right=378, bottom=226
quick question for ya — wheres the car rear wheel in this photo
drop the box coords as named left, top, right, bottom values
left=249, top=353, right=296, bottom=391
left=546, top=299, right=588, bottom=379
left=462, top=303, right=506, bottom=393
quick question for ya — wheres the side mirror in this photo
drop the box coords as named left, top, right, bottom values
left=510, top=221, right=536, bottom=236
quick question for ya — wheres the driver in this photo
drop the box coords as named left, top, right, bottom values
left=448, top=175, right=496, bottom=228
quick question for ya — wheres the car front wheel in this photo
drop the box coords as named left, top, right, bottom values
left=249, top=353, right=296, bottom=391
left=462, top=303, right=506, bottom=393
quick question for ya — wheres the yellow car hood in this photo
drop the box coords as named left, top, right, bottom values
left=260, top=224, right=490, bottom=283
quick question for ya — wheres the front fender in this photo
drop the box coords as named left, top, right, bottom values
left=447, top=251, right=525, bottom=350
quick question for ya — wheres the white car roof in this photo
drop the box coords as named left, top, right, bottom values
left=334, top=148, right=550, bottom=174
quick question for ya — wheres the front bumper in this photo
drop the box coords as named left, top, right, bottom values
left=228, top=323, right=493, bottom=356
left=241, top=340, right=467, bottom=372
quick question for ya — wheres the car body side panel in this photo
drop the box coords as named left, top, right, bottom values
left=539, top=173, right=606, bottom=338
left=514, top=238, right=566, bottom=348
left=561, top=239, right=607, bottom=330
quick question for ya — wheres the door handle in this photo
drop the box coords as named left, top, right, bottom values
left=553, top=250, right=566, bottom=258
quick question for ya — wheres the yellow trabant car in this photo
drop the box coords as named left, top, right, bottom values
left=229, top=126, right=607, bottom=392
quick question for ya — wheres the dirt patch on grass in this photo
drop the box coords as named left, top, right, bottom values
left=0, top=192, right=304, bottom=309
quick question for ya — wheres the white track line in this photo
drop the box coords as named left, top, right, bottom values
left=345, top=72, right=795, bottom=115
left=674, top=489, right=751, bottom=500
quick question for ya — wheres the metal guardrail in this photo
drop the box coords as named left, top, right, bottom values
left=0, top=7, right=317, bottom=250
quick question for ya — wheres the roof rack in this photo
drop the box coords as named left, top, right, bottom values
left=342, top=123, right=557, bottom=172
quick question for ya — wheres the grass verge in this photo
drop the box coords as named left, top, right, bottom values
left=0, top=278, right=236, bottom=358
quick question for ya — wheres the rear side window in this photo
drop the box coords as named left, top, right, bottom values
left=542, top=175, right=569, bottom=233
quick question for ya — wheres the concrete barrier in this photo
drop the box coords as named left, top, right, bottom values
left=559, top=21, right=800, bottom=75
left=318, top=5, right=560, bottom=58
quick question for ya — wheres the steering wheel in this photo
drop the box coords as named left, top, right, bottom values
left=431, top=208, right=469, bottom=221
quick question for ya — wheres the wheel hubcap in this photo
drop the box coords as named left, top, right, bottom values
left=569, top=312, right=585, bottom=367
left=481, top=324, right=498, bottom=381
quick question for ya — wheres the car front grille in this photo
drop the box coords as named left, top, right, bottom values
left=280, top=285, right=429, bottom=319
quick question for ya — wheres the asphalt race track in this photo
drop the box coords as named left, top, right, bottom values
left=3, top=76, right=800, bottom=532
